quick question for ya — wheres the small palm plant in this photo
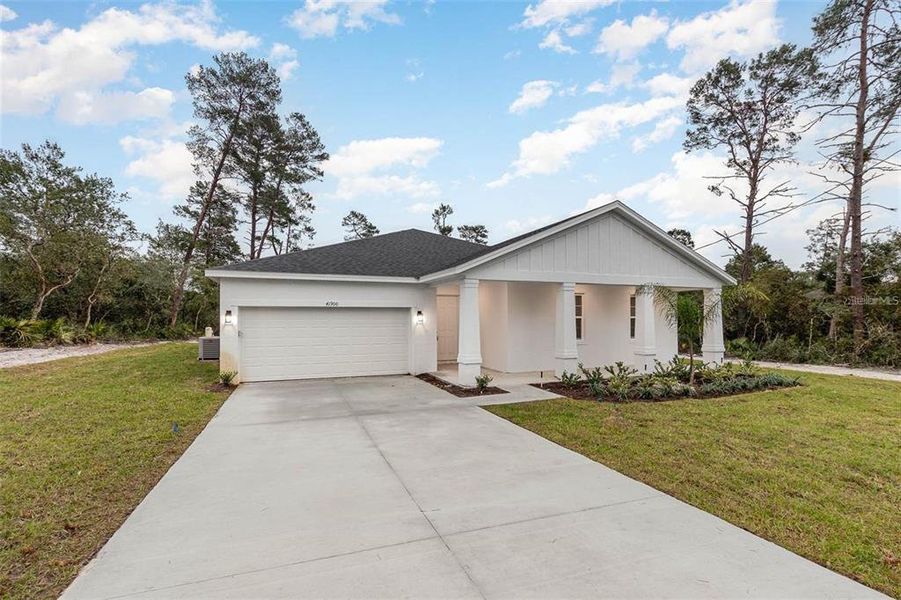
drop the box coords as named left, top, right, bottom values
left=218, top=371, right=238, bottom=386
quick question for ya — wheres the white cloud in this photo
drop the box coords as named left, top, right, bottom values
left=609, top=62, right=641, bottom=89
left=585, top=151, right=734, bottom=219
left=326, top=137, right=443, bottom=200
left=667, top=0, right=781, bottom=73
left=334, top=175, right=439, bottom=200
left=643, top=73, right=694, bottom=98
left=406, top=202, right=438, bottom=214
left=0, top=4, right=16, bottom=21
left=269, top=43, right=299, bottom=80
left=121, top=130, right=194, bottom=200
left=579, top=151, right=864, bottom=267
left=1, top=1, right=259, bottom=118
left=565, top=19, right=593, bottom=37
left=538, top=30, right=576, bottom=54
left=287, top=0, right=400, bottom=38
left=327, top=137, right=442, bottom=176
left=509, top=80, right=558, bottom=114
left=631, top=116, right=682, bottom=153
left=585, top=80, right=607, bottom=94
left=505, top=215, right=554, bottom=234
left=521, top=0, right=614, bottom=29
left=594, top=11, right=668, bottom=61
left=405, top=58, right=424, bottom=83
left=490, top=95, right=684, bottom=186
left=503, top=49, right=522, bottom=60
left=56, top=87, right=175, bottom=125
left=583, top=62, right=641, bottom=96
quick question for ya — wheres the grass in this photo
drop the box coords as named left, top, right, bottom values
left=0, top=343, right=230, bottom=599
left=486, top=371, right=901, bottom=597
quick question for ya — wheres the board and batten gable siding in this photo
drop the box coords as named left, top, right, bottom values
left=467, top=213, right=722, bottom=288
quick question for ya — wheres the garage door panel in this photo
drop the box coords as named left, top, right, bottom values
left=240, top=307, right=410, bottom=382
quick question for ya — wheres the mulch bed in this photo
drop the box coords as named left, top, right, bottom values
left=531, top=381, right=597, bottom=400
left=530, top=380, right=801, bottom=403
left=417, top=373, right=508, bottom=398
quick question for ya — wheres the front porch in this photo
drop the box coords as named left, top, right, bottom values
left=432, top=279, right=725, bottom=387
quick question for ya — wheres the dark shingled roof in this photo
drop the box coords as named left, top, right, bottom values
left=214, top=229, right=489, bottom=278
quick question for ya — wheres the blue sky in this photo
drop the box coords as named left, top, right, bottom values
left=2, top=0, right=897, bottom=267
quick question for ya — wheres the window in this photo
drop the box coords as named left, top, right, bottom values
left=575, top=293, right=584, bottom=341
left=629, top=295, right=636, bottom=339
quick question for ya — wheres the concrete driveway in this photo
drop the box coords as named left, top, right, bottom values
left=64, top=376, right=883, bottom=599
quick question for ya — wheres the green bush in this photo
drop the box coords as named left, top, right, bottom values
left=578, top=362, right=605, bottom=386
left=604, top=362, right=638, bottom=400
left=697, top=373, right=800, bottom=396
left=726, top=337, right=756, bottom=358
left=587, top=379, right=606, bottom=398
left=474, top=373, right=493, bottom=392
left=653, top=356, right=692, bottom=382
left=218, top=370, right=238, bottom=386
left=559, top=370, right=582, bottom=388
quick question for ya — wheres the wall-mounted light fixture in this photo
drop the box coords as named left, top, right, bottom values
left=416, top=310, right=424, bottom=325
left=224, top=309, right=233, bottom=325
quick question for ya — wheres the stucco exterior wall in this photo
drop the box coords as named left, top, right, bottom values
left=495, top=283, right=678, bottom=373
left=479, top=281, right=509, bottom=372
left=505, top=282, right=557, bottom=372
left=218, top=278, right=437, bottom=383
left=574, top=284, right=634, bottom=368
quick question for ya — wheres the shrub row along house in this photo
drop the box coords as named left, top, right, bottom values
left=207, top=201, right=736, bottom=385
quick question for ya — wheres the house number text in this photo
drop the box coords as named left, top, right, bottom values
left=325, top=301, right=339, bottom=307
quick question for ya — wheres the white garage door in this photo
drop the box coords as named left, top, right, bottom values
left=240, top=307, right=410, bottom=382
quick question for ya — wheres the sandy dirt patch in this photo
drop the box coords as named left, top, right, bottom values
left=0, top=342, right=166, bottom=369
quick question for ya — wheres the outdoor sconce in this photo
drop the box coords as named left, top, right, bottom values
left=224, top=309, right=233, bottom=325
left=416, top=310, right=424, bottom=325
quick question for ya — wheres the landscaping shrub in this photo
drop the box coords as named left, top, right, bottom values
left=218, top=370, right=238, bottom=386
left=578, top=362, right=605, bottom=387
left=559, top=370, right=582, bottom=388
left=603, top=361, right=638, bottom=400
left=474, top=373, right=493, bottom=392
left=653, top=356, right=692, bottom=381
left=541, top=355, right=799, bottom=402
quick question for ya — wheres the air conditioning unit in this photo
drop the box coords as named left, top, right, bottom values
left=198, top=336, right=220, bottom=361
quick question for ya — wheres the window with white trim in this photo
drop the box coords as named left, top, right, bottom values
left=575, top=293, right=584, bottom=341
left=629, top=294, right=636, bottom=339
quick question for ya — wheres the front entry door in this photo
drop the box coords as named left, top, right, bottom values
left=436, top=295, right=459, bottom=362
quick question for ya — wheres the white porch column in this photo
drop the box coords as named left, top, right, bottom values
left=633, top=289, right=656, bottom=372
left=702, top=287, right=725, bottom=364
left=456, top=278, right=482, bottom=386
left=555, top=282, right=579, bottom=376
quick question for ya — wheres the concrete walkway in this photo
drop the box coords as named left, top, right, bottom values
left=741, top=359, right=901, bottom=383
left=64, top=376, right=884, bottom=599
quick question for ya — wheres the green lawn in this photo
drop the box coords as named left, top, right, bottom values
left=0, top=343, right=230, bottom=599
left=487, top=371, right=901, bottom=597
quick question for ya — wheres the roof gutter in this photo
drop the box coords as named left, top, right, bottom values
left=204, top=269, right=422, bottom=284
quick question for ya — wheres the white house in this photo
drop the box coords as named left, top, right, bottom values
left=206, top=201, right=735, bottom=385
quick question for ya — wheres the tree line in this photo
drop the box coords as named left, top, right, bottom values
left=0, top=0, right=897, bottom=365
left=675, top=0, right=898, bottom=364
